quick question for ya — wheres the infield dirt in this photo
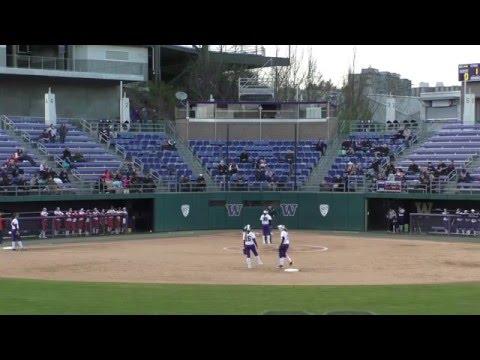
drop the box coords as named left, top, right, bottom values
left=2, top=230, right=480, bottom=285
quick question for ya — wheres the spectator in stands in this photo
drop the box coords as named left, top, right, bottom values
left=332, top=175, right=345, bottom=192
left=408, top=161, right=420, bottom=174
left=444, top=160, right=456, bottom=176
left=255, top=167, right=266, bottom=181
left=420, top=169, right=434, bottom=191
left=71, top=152, right=85, bottom=163
left=179, top=175, right=190, bottom=192
left=239, top=149, right=249, bottom=163
left=385, top=161, right=396, bottom=176
left=101, top=169, right=113, bottom=183
left=228, top=162, right=238, bottom=175
left=345, top=161, right=355, bottom=175
left=427, top=162, right=436, bottom=175
left=387, top=172, right=396, bottom=182
left=59, top=123, right=68, bottom=143
left=218, top=160, right=228, bottom=175
left=37, top=128, right=50, bottom=143
left=141, top=107, right=148, bottom=122
left=285, top=150, right=295, bottom=164
left=369, top=154, right=382, bottom=173
left=395, top=168, right=406, bottom=181
left=61, top=157, right=72, bottom=171
left=12, top=148, right=37, bottom=167
left=346, top=146, right=355, bottom=156
left=48, top=124, right=57, bottom=143
left=196, top=174, right=206, bottom=192
left=403, top=128, right=412, bottom=141
left=161, top=139, right=176, bottom=151
left=341, top=139, right=352, bottom=150
left=59, top=170, right=70, bottom=183
left=62, top=148, right=72, bottom=162
left=437, top=161, right=447, bottom=176
left=458, top=169, right=473, bottom=183
left=265, top=168, right=275, bottom=182
left=315, top=140, right=327, bottom=156
left=360, top=138, right=372, bottom=150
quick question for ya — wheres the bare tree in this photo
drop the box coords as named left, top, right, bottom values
left=337, top=48, right=375, bottom=132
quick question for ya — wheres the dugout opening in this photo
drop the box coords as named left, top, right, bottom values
left=367, top=197, right=480, bottom=231
left=0, top=198, right=154, bottom=237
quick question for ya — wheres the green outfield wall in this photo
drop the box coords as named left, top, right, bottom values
left=152, top=192, right=366, bottom=232
left=0, top=192, right=366, bottom=233
left=2, top=191, right=477, bottom=234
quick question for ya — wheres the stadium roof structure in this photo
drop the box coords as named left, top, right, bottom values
left=156, top=45, right=290, bottom=82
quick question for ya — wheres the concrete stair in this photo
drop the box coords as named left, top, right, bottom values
left=302, top=137, right=342, bottom=190
left=165, top=120, right=217, bottom=190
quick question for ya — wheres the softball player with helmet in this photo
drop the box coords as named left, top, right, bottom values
left=11, top=213, right=23, bottom=250
left=259, top=210, right=273, bottom=244
left=242, top=224, right=263, bottom=269
left=277, top=225, right=293, bottom=268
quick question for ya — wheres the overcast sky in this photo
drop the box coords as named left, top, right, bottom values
left=263, top=45, right=480, bottom=88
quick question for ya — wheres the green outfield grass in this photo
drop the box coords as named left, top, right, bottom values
left=1, top=278, right=480, bottom=314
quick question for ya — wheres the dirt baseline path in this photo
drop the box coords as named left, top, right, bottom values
left=2, top=230, right=480, bottom=285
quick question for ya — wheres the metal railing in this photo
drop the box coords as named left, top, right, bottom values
left=212, top=45, right=266, bottom=56
left=177, top=103, right=330, bottom=120
left=6, top=54, right=147, bottom=76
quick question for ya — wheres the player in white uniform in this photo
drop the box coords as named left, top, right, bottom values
left=277, top=225, right=293, bottom=268
left=53, top=207, right=64, bottom=237
left=242, top=224, right=263, bottom=269
left=39, top=208, right=49, bottom=239
left=11, top=213, right=24, bottom=250
left=259, top=210, right=273, bottom=244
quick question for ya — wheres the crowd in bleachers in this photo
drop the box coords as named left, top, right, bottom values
left=97, top=166, right=156, bottom=193
left=325, top=127, right=415, bottom=191
left=190, top=139, right=323, bottom=190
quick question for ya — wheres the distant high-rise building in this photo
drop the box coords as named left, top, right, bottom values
left=349, top=67, right=412, bottom=97
left=411, top=83, right=461, bottom=97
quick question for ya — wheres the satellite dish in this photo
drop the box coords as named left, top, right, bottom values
left=175, top=91, right=188, bottom=101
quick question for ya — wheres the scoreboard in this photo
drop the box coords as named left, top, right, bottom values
left=458, top=64, right=480, bottom=82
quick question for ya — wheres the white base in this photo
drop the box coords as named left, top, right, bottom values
left=284, top=268, right=299, bottom=272
left=2, top=246, right=13, bottom=250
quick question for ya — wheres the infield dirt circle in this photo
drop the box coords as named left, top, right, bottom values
left=2, top=230, right=480, bottom=285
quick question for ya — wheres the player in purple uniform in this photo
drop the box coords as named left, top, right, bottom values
left=242, top=225, right=263, bottom=269
left=259, top=210, right=272, bottom=244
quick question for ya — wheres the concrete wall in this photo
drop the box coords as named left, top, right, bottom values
left=0, top=45, right=6, bottom=67
left=0, top=76, right=119, bottom=119
left=73, top=45, right=148, bottom=80
left=175, top=118, right=337, bottom=141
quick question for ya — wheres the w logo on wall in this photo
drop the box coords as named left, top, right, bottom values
left=280, top=203, right=298, bottom=217
left=225, top=203, right=243, bottom=217
left=414, top=202, right=433, bottom=214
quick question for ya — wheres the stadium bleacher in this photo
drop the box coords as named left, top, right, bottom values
left=115, top=132, right=193, bottom=184
left=0, top=128, right=41, bottom=180
left=9, top=116, right=122, bottom=184
left=325, top=132, right=413, bottom=190
left=189, top=140, right=321, bottom=189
